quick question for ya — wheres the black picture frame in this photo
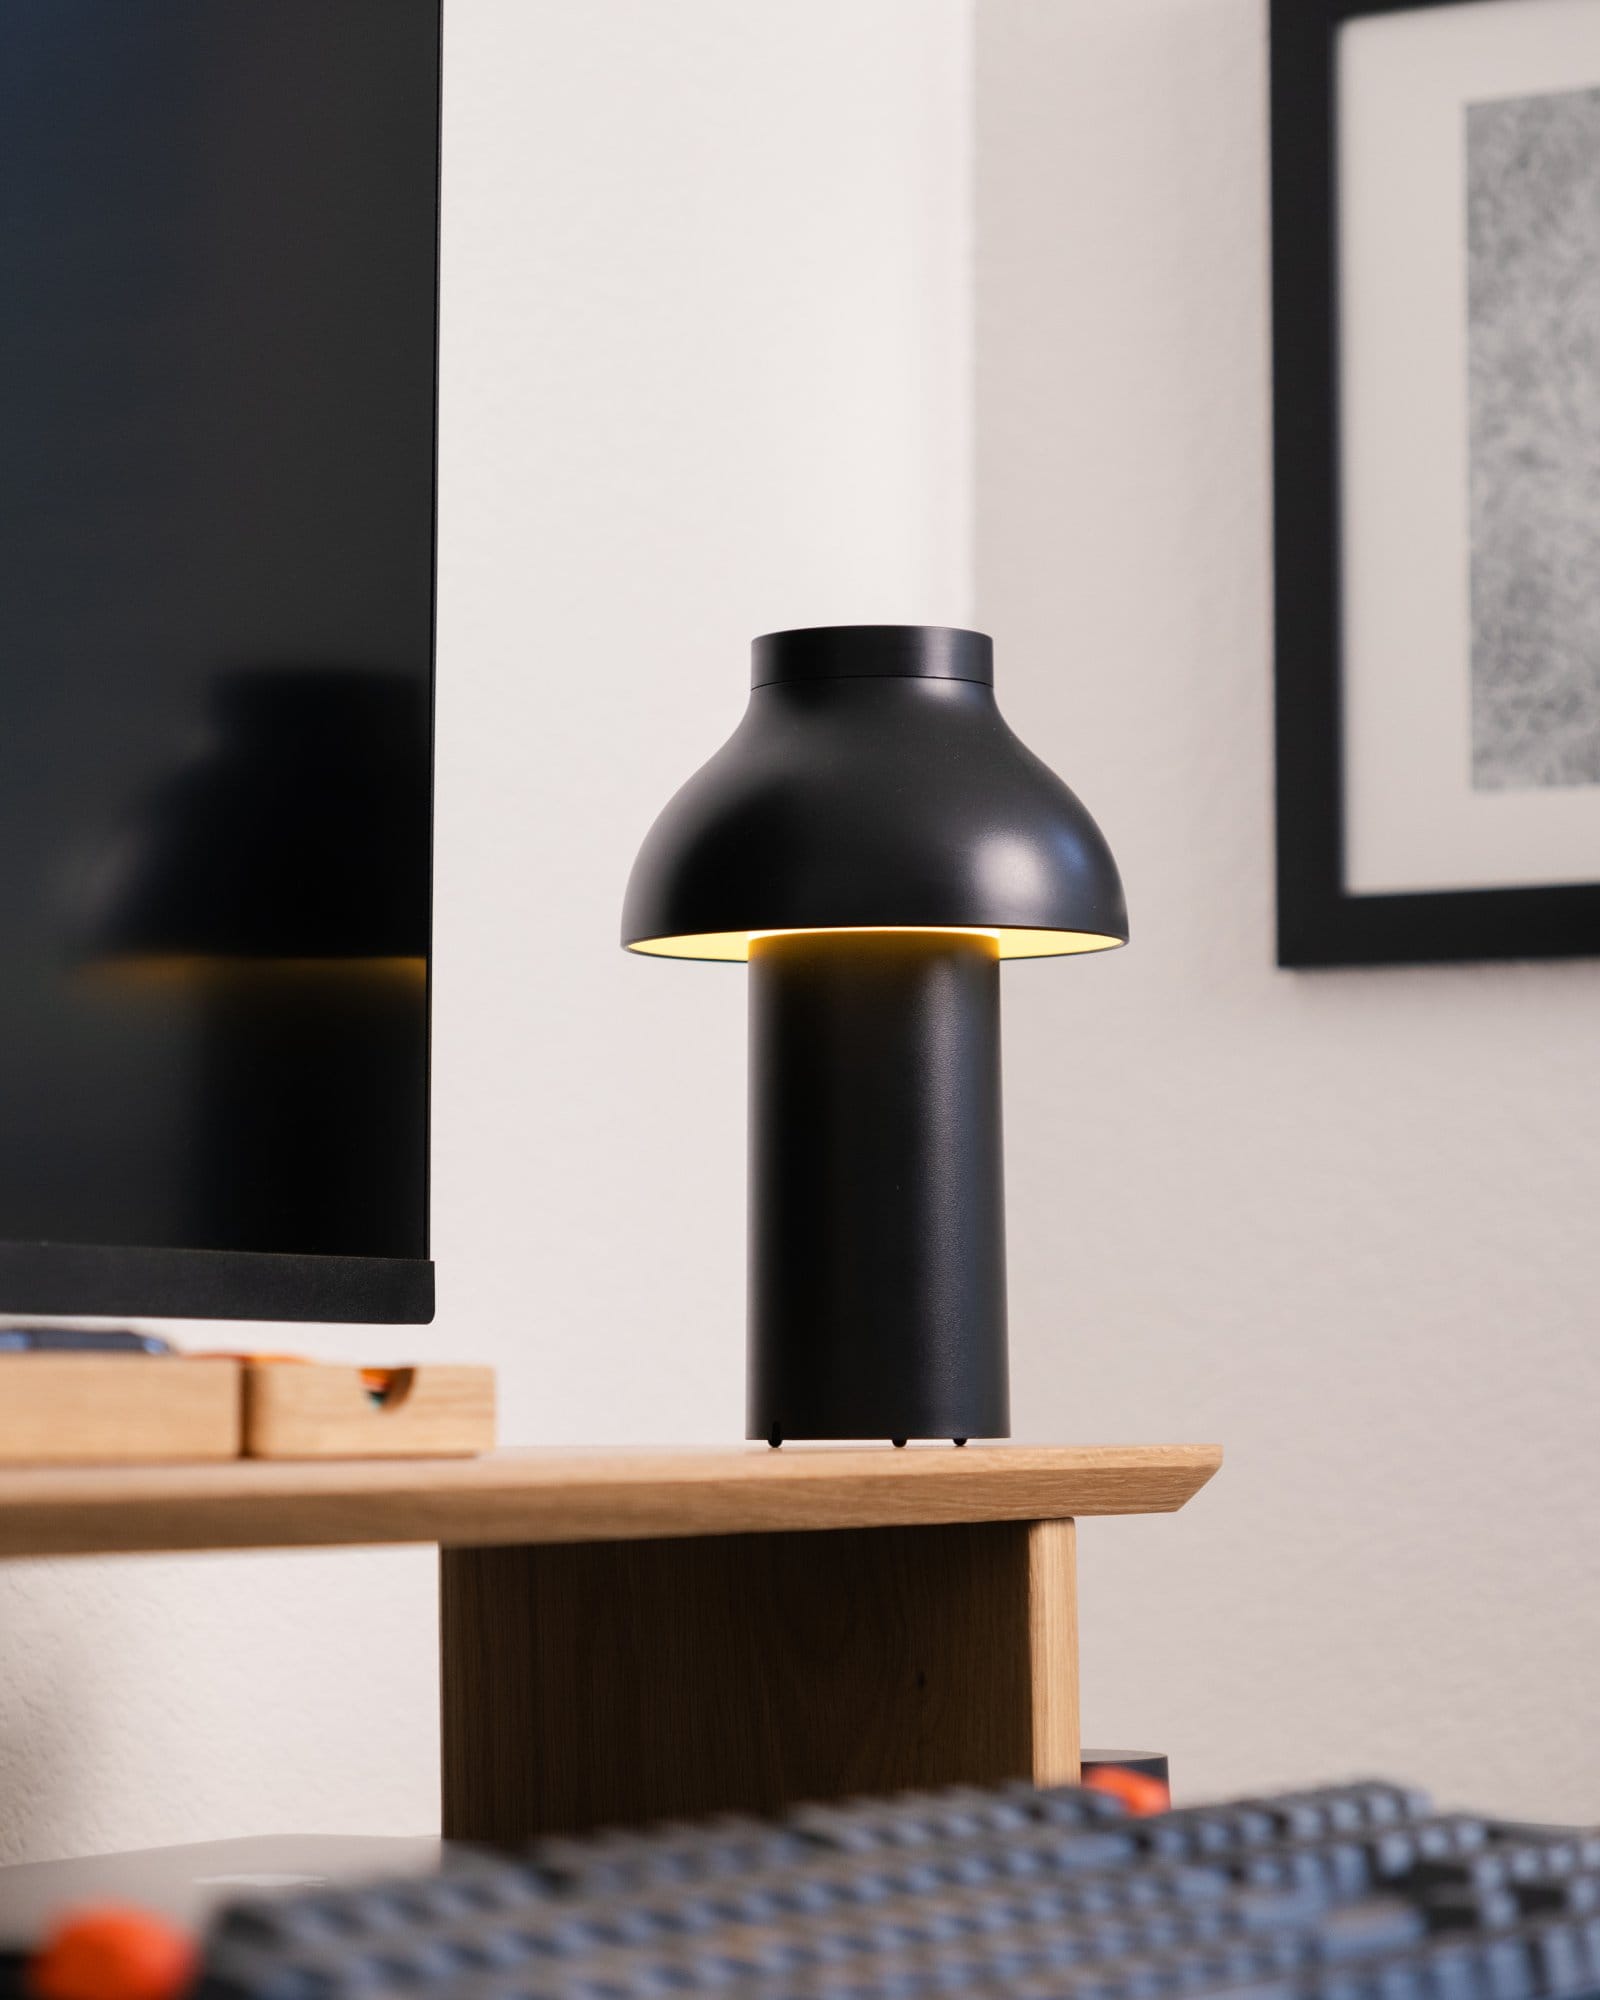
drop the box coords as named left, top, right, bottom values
left=1270, top=0, right=1600, bottom=968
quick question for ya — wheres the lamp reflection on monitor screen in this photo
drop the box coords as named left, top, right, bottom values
left=76, top=666, right=430, bottom=1267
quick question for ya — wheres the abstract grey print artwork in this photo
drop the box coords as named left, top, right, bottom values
left=1468, top=83, right=1600, bottom=790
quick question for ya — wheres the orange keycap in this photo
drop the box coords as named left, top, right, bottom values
left=29, top=1906, right=198, bottom=2000
left=1083, top=1766, right=1172, bottom=1817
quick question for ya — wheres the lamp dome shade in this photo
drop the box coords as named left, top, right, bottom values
left=622, top=626, right=1128, bottom=961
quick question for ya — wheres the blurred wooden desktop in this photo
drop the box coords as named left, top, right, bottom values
left=0, top=1443, right=1221, bottom=1839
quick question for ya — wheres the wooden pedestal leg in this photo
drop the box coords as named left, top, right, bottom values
left=440, top=1517, right=1078, bottom=1841
left=1025, top=1517, right=1081, bottom=1787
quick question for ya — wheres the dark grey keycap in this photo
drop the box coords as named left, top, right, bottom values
left=1316, top=1900, right=1427, bottom=1961
left=1422, top=1888, right=1520, bottom=1933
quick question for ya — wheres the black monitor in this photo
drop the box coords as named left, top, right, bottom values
left=0, top=0, right=440, bottom=1322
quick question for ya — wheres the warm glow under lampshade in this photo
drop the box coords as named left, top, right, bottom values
left=621, top=626, right=1128, bottom=960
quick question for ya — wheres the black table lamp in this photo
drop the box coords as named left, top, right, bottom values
left=623, top=626, right=1127, bottom=1447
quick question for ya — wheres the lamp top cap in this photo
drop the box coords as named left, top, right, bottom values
left=752, top=625, right=993, bottom=690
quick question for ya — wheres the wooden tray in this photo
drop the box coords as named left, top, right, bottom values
left=0, top=1356, right=241, bottom=1465
left=241, top=1364, right=495, bottom=1460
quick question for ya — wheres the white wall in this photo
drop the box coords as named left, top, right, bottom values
left=0, top=0, right=975, bottom=1863
left=976, top=0, right=1600, bottom=1820
left=7, top=0, right=1600, bottom=1865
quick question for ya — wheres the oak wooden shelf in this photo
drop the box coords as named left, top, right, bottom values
left=0, top=1442, right=1221, bottom=1559
left=0, top=1441, right=1222, bottom=1839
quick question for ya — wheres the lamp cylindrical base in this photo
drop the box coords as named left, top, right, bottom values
left=746, top=930, right=1008, bottom=1443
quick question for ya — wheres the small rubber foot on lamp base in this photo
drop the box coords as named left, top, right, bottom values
left=891, top=1438, right=907, bottom=1449
left=953, top=1437, right=967, bottom=1447
left=767, top=1426, right=782, bottom=1449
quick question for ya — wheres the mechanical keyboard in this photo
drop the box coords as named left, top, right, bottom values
left=198, top=1780, right=1600, bottom=2000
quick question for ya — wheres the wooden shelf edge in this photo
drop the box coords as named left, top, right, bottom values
left=0, top=1442, right=1223, bottom=1560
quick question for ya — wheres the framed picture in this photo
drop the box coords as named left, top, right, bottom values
left=1272, top=0, right=1600, bottom=966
